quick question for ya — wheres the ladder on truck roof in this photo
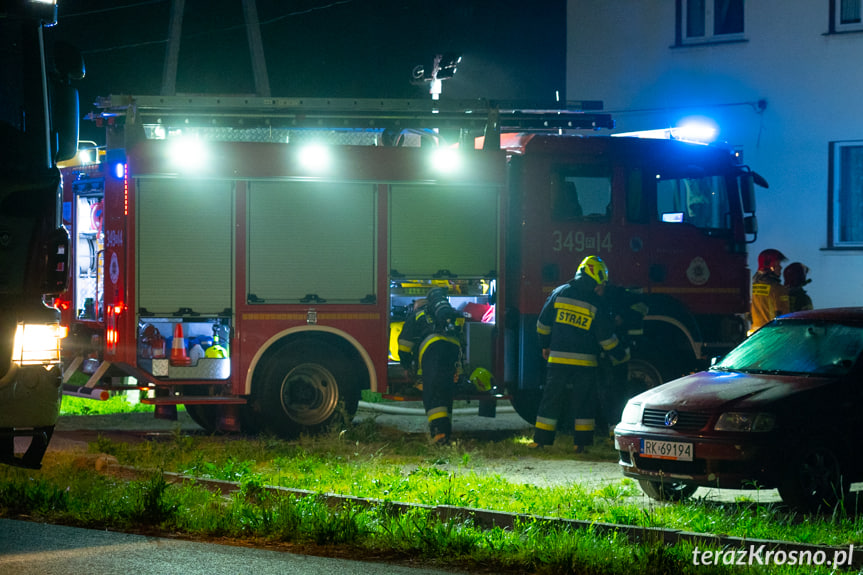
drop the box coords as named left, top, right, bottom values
left=88, top=94, right=615, bottom=149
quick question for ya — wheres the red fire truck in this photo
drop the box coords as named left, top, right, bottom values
left=58, top=95, right=763, bottom=435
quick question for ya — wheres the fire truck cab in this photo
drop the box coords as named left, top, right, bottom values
left=59, top=95, right=763, bottom=436
left=1, top=0, right=80, bottom=468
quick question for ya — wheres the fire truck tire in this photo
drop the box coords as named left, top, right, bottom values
left=625, top=358, right=665, bottom=397
left=184, top=405, right=222, bottom=434
left=509, top=388, right=542, bottom=425
left=254, top=344, right=358, bottom=438
left=182, top=386, right=229, bottom=434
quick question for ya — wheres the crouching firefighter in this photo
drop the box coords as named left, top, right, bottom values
left=531, top=256, right=629, bottom=453
left=398, top=287, right=465, bottom=444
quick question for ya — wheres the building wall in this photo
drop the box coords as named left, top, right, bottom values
left=567, top=0, right=863, bottom=308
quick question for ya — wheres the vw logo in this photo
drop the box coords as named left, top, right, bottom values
left=664, top=410, right=679, bottom=427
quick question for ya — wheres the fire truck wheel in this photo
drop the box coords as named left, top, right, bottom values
left=182, top=387, right=227, bottom=434
left=184, top=405, right=224, bottom=434
left=509, top=388, right=542, bottom=425
left=185, top=405, right=218, bottom=433
left=625, top=358, right=665, bottom=396
left=255, top=344, right=358, bottom=438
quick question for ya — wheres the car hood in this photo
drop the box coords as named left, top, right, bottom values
left=631, top=370, right=836, bottom=411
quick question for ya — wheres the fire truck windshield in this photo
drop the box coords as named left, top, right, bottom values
left=657, top=174, right=730, bottom=230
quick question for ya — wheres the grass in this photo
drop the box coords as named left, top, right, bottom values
left=0, top=457, right=821, bottom=575
left=10, top=397, right=863, bottom=573
left=60, top=374, right=156, bottom=415
left=98, top=427, right=863, bottom=548
left=60, top=394, right=156, bottom=415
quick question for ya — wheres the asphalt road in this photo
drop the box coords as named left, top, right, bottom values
left=0, top=519, right=473, bottom=575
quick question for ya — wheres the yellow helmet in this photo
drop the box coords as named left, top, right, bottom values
left=469, top=367, right=493, bottom=392
left=576, top=255, right=609, bottom=286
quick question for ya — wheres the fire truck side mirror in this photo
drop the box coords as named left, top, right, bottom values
left=740, top=176, right=756, bottom=214
left=51, top=85, right=80, bottom=163
left=744, top=214, right=758, bottom=242
left=51, top=42, right=85, bottom=163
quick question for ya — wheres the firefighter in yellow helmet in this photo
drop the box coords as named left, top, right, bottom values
left=531, top=256, right=629, bottom=453
left=749, top=248, right=790, bottom=335
left=397, top=287, right=465, bottom=444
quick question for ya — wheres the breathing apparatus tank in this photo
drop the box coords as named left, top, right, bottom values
left=426, top=287, right=464, bottom=335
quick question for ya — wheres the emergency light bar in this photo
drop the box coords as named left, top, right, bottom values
left=614, top=119, right=717, bottom=144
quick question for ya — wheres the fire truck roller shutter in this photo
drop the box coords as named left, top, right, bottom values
left=247, top=181, right=376, bottom=303
left=249, top=331, right=363, bottom=438
left=136, top=179, right=233, bottom=316
left=389, top=183, right=499, bottom=278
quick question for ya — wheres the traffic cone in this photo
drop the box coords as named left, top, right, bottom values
left=169, top=323, right=192, bottom=366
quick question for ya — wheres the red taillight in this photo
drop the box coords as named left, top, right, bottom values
left=106, top=303, right=123, bottom=354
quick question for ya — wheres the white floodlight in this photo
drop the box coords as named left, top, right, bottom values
left=298, top=144, right=331, bottom=172
left=430, top=147, right=462, bottom=174
left=168, top=136, right=208, bottom=171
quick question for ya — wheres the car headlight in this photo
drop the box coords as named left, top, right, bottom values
left=620, top=401, right=644, bottom=425
left=714, top=412, right=775, bottom=432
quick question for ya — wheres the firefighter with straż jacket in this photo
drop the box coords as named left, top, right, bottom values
left=749, top=248, right=790, bottom=335
left=531, top=256, right=629, bottom=453
left=398, top=287, right=465, bottom=445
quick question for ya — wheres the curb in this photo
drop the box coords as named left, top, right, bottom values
left=106, top=463, right=862, bottom=568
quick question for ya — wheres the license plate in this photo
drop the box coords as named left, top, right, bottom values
left=640, top=439, right=693, bottom=461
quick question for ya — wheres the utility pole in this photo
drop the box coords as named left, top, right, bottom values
left=160, top=0, right=271, bottom=97
left=242, top=0, right=270, bottom=97
left=161, top=0, right=184, bottom=96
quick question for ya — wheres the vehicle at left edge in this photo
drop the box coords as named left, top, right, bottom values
left=0, top=1, right=83, bottom=468
left=615, top=307, right=863, bottom=511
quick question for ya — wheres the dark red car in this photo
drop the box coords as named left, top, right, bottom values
left=614, top=308, right=863, bottom=510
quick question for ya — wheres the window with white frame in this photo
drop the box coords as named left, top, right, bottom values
left=834, top=0, right=863, bottom=32
left=831, top=141, right=863, bottom=248
left=681, top=0, right=744, bottom=43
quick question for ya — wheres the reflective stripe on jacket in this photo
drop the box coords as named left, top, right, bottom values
left=537, top=280, right=625, bottom=365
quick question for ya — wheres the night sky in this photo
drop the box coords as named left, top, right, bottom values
left=50, top=0, right=567, bottom=142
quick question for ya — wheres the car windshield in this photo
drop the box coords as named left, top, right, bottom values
left=714, top=320, right=863, bottom=376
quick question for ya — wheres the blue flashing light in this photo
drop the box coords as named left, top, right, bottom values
left=113, top=163, right=126, bottom=179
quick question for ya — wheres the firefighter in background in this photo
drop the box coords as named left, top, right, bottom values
left=531, top=256, right=629, bottom=453
left=598, top=284, right=648, bottom=434
left=398, top=287, right=465, bottom=445
left=749, top=248, right=790, bottom=335
left=784, top=262, right=813, bottom=312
